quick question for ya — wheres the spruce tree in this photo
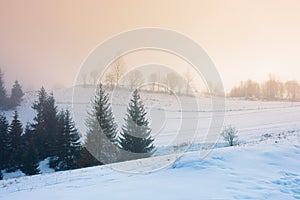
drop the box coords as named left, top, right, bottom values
left=21, top=142, right=40, bottom=176
left=0, top=69, right=8, bottom=110
left=21, top=123, right=39, bottom=174
left=32, top=87, right=48, bottom=159
left=43, top=92, right=58, bottom=157
left=32, top=87, right=58, bottom=159
left=0, top=113, right=9, bottom=170
left=63, top=110, right=81, bottom=169
left=77, top=147, right=102, bottom=168
left=52, top=110, right=81, bottom=171
left=7, top=111, right=23, bottom=171
left=10, top=80, right=24, bottom=108
left=85, top=84, right=118, bottom=164
left=119, top=90, right=155, bottom=160
left=23, top=123, right=34, bottom=148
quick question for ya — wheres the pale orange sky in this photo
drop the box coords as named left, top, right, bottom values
left=0, top=0, right=300, bottom=92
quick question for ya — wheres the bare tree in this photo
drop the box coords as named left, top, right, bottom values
left=125, top=70, right=144, bottom=90
left=149, top=73, right=158, bottom=92
left=104, top=72, right=116, bottom=89
left=261, top=75, right=283, bottom=100
left=90, top=69, right=99, bottom=85
left=230, top=80, right=260, bottom=99
left=166, top=72, right=181, bottom=93
left=81, top=73, right=87, bottom=87
left=184, top=69, right=193, bottom=95
left=113, top=56, right=126, bottom=87
left=165, top=72, right=185, bottom=94
left=243, top=80, right=260, bottom=99
left=221, top=126, right=239, bottom=146
left=285, top=80, right=300, bottom=101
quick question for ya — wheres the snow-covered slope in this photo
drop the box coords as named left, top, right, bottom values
left=1, top=86, right=300, bottom=199
left=1, top=132, right=299, bottom=200
left=5, top=86, right=300, bottom=146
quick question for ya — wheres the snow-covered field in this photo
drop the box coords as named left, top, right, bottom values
left=1, top=132, right=299, bottom=199
left=1, top=86, right=300, bottom=199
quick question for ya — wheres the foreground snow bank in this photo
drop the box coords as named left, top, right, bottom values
left=1, top=134, right=299, bottom=200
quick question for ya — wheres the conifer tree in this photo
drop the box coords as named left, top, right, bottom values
left=21, top=142, right=40, bottom=176
left=119, top=90, right=154, bottom=160
left=32, top=87, right=58, bottom=159
left=0, top=69, right=8, bottom=110
left=85, top=84, right=118, bottom=164
left=32, top=87, right=48, bottom=159
left=77, top=147, right=102, bottom=168
left=52, top=110, right=81, bottom=171
left=63, top=110, right=81, bottom=169
left=43, top=92, right=58, bottom=157
left=0, top=113, right=9, bottom=170
left=10, top=80, right=24, bottom=108
left=7, top=111, right=23, bottom=171
left=23, top=123, right=34, bottom=147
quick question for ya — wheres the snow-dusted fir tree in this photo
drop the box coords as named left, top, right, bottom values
left=85, top=84, right=118, bottom=164
left=119, top=89, right=154, bottom=159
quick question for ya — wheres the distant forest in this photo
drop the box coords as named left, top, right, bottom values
left=229, top=75, right=300, bottom=101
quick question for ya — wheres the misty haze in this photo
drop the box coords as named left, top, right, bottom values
left=0, top=1, right=300, bottom=200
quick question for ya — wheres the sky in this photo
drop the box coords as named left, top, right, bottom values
left=0, top=0, right=300, bottom=92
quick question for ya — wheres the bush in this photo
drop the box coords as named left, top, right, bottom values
left=221, top=126, right=239, bottom=146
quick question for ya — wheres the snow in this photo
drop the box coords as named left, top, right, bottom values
left=1, top=86, right=300, bottom=199
left=38, top=158, right=55, bottom=174
left=1, top=133, right=299, bottom=199
left=7, top=86, right=300, bottom=146
left=2, top=170, right=24, bottom=180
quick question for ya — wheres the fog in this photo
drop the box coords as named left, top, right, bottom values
left=1, top=0, right=300, bottom=92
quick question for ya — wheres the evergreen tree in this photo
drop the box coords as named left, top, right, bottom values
left=77, top=147, right=102, bottom=168
left=0, top=170, right=3, bottom=180
left=23, top=123, right=34, bottom=147
left=63, top=110, right=81, bottom=169
left=85, top=84, right=118, bottom=164
left=21, top=142, right=40, bottom=175
left=0, top=69, right=8, bottom=110
left=20, top=123, right=40, bottom=175
left=32, top=87, right=48, bottom=159
left=51, top=110, right=81, bottom=171
left=9, top=80, right=24, bottom=108
left=32, top=87, right=58, bottom=159
left=0, top=113, right=9, bottom=170
left=7, top=111, right=23, bottom=171
left=43, top=92, right=58, bottom=157
left=119, top=90, right=155, bottom=160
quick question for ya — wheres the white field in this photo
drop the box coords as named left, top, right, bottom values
left=1, top=86, right=300, bottom=199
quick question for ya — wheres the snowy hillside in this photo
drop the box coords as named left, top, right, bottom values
left=4, top=86, right=300, bottom=146
left=1, top=86, right=300, bottom=199
left=1, top=131, right=299, bottom=200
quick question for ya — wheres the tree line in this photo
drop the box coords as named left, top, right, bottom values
left=81, top=57, right=196, bottom=96
left=0, top=69, right=24, bottom=110
left=229, top=75, right=300, bottom=101
left=0, top=88, right=81, bottom=178
left=0, top=84, right=155, bottom=179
